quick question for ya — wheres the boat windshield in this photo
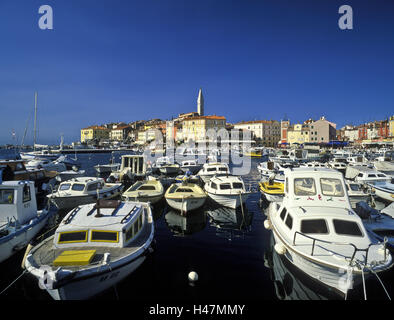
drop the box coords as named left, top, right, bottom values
left=294, top=178, right=316, bottom=196
left=320, top=178, right=344, bottom=197
left=59, top=184, right=71, bottom=191
left=0, top=189, right=14, bottom=204
left=232, top=183, right=243, bottom=189
left=138, top=185, right=156, bottom=191
left=71, top=184, right=85, bottom=191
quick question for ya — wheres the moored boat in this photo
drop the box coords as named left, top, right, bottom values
left=121, top=179, right=164, bottom=204
left=24, top=199, right=154, bottom=300
left=165, top=183, right=207, bottom=213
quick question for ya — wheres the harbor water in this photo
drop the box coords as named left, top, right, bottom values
left=0, top=150, right=393, bottom=302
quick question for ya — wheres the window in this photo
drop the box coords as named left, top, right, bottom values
left=87, top=183, right=99, bottom=191
left=368, top=174, right=376, bottom=178
left=294, top=178, right=316, bottom=196
left=348, top=184, right=360, bottom=191
left=59, top=184, right=71, bottom=191
left=280, top=208, right=287, bottom=220
left=207, top=168, right=216, bottom=172
left=333, top=219, right=363, bottom=237
left=58, top=231, right=88, bottom=243
left=220, top=183, right=231, bottom=190
left=301, top=219, right=328, bottom=234
left=138, top=185, right=156, bottom=191
left=23, top=184, right=31, bottom=203
left=377, top=174, right=386, bottom=178
left=0, top=189, right=14, bottom=204
left=176, top=188, right=193, bottom=193
left=285, top=214, right=293, bottom=229
left=125, top=226, right=134, bottom=241
left=219, top=167, right=228, bottom=172
left=285, top=178, right=288, bottom=193
left=232, top=182, right=243, bottom=189
left=91, top=230, right=119, bottom=242
left=211, top=182, right=217, bottom=190
left=320, top=178, right=344, bottom=197
left=71, top=184, right=85, bottom=191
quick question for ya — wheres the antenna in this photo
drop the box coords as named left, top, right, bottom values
left=33, top=92, right=38, bottom=151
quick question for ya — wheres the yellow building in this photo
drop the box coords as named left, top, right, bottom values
left=389, top=116, right=394, bottom=137
left=80, top=125, right=110, bottom=142
left=182, top=115, right=226, bottom=142
left=287, top=124, right=310, bottom=145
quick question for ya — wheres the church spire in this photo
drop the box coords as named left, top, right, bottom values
left=197, top=88, right=204, bottom=116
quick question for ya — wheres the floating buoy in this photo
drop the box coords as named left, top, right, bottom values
left=274, top=243, right=286, bottom=255
left=188, top=271, right=198, bottom=286
left=264, top=219, right=272, bottom=230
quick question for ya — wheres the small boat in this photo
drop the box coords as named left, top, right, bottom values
left=345, top=181, right=371, bottom=209
left=259, top=180, right=284, bottom=202
left=266, top=167, right=393, bottom=297
left=48, top=177, right=123, bottom=210
left=197, top=162, right=230, bottom=184
left=159, top=163, right=180, bottom=175
left=25, top=157, right=67, bottom=173
left=367, top=181, right=394, bottom=202
left=121, top=179, right=164, bottom=204
left=204, top=175, right=251, bottom=209
left=345, top=166, right=391, bottom=184
left=94, top=163, right=120, bottom=174
left=55, top=168, right=86, bottom=183
left=24, top=199, right=154, bottom=300
left=0, top=176, right=52, bottom=263
left=165, top=183, right=207, bottom=213
left=180, top=160, right=202, bottom=174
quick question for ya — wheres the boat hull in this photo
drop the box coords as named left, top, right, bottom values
left=206, top=192, right=249, bottom=209
left=165, top=197, right=206, bottom=213
left=122, top=194, right=163, bottom=204
left=0, top=210, right=50, bottom=263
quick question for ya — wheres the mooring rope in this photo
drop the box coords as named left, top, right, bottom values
left=0, top=269, right=27, bottom=295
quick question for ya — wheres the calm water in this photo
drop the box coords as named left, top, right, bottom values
left=0, top=149, right=393, bottom=303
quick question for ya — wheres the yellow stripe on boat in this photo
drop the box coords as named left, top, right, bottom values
left=53, top=250, right=96, bottom=266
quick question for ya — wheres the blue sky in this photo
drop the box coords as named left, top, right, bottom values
left=0, top=0, right=393, bottom=145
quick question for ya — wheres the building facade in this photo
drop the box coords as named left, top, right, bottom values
left=110, top=125, right=132, bottom=141
left=182, top=115, right=226, bottom=143
left=233, top=120, right=281, bottom=147
left=80, top=125, right=110, bottom=142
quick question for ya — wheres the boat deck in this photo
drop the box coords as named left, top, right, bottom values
left=31, top=218, right=153, bottom=271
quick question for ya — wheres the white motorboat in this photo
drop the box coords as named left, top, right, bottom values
left=0, top=178, right=52, bottom=263
left=346, top=166, right=391, bottom=184
left=257, top=161, right=286, bottom=183
left=25, top=157, right=67, bottom=173
left=180, top=160, right=202, bottom=174
left=165, top=183, right=207, bottom=213
left=121, top=179, right=164, bottom=204
left=48, top=177, right=123, bottom=211
left=265, top=167, right=393, bottom=296
left=299, top=161, right=327, bottom=169
left=94, top=163, right=120, bottom=174
left=55, top=168, right=86, bottom=183
left=197, top=162, right=230, bottom=184
left=204, top=175, right=251, bottom=209
left=345, top=181, right=371, bottom=209
left=24, top=199, right=154, bottom=300
left=158, top=163, right=180, bottom=175
left=367, top=181, right=394, bottom=202
left=326, top=159, right=348, bottom=174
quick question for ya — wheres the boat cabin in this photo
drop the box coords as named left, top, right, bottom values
left=0, top=180, right=38, bottom=225
left=53, top=200, right=149, bottom=249
left=57, top=177, right=105, bottom=194
left=120, top=155, right=146, bottom=176
left=207, top=176, right=246, bottom=192
left=199, top=163, right=230, bottom=175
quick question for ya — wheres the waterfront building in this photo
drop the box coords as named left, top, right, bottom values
left=287, top=123, right=310, bottom=145
left=233, top=120, right=281, bottom=147
left=280, top=119, right=290, bottom=144
left=390, top=116, right=394, bottom=137
left=80, top=125, right=110, bottom=143
left=182, top=115, right=226, bottom=143
left=110, top=125, right=132, bottom=141
left=308, top=116, right=337, bottom=143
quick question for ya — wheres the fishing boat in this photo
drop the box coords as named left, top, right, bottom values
left=180, top=160, right=202, bottom=174
left=0, top=176, right=52, bottom=263
left=367, top=181, right=394, bottom=202
left=197, top=162, right=230, bottom=184
left=165, top=183, right=207, bottom=213
left=345, top=166, right=391, bottom=184
left=48, top=177, right=123, bottom=211
left=121, top=179, right=164, bottom=204
left=24, top=199, right=154, bottom=300
left=265, top=167, right=393, bottom=297
left=259, top=180, right=284, bottom=202
left=204, top=175, right=251, bottom=209
left=345, top=181, right=371, bottom=209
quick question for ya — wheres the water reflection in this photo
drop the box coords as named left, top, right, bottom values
left=164, top=209, right=207, bottom=236
left=264, top=233, right=342, bottom=300
left=206, top=204, right=253, bottom=241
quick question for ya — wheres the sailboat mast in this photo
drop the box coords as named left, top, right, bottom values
left=33, top=92, right=37, bottom=151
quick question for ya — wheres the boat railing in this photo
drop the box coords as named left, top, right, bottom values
left=292, top=231, right=388, bottom=266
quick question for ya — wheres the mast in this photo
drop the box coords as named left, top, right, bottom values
left=33, top=92, right=37, bottom=151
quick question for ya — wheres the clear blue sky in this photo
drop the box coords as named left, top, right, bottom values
left=0, top=0, right=393, bottom=145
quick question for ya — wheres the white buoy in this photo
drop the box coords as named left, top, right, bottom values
left=274, top=243, right=287, bottom=255
left=264, top=219, right=272, bottom=230
left=188, top=271, right=198, bottom=285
